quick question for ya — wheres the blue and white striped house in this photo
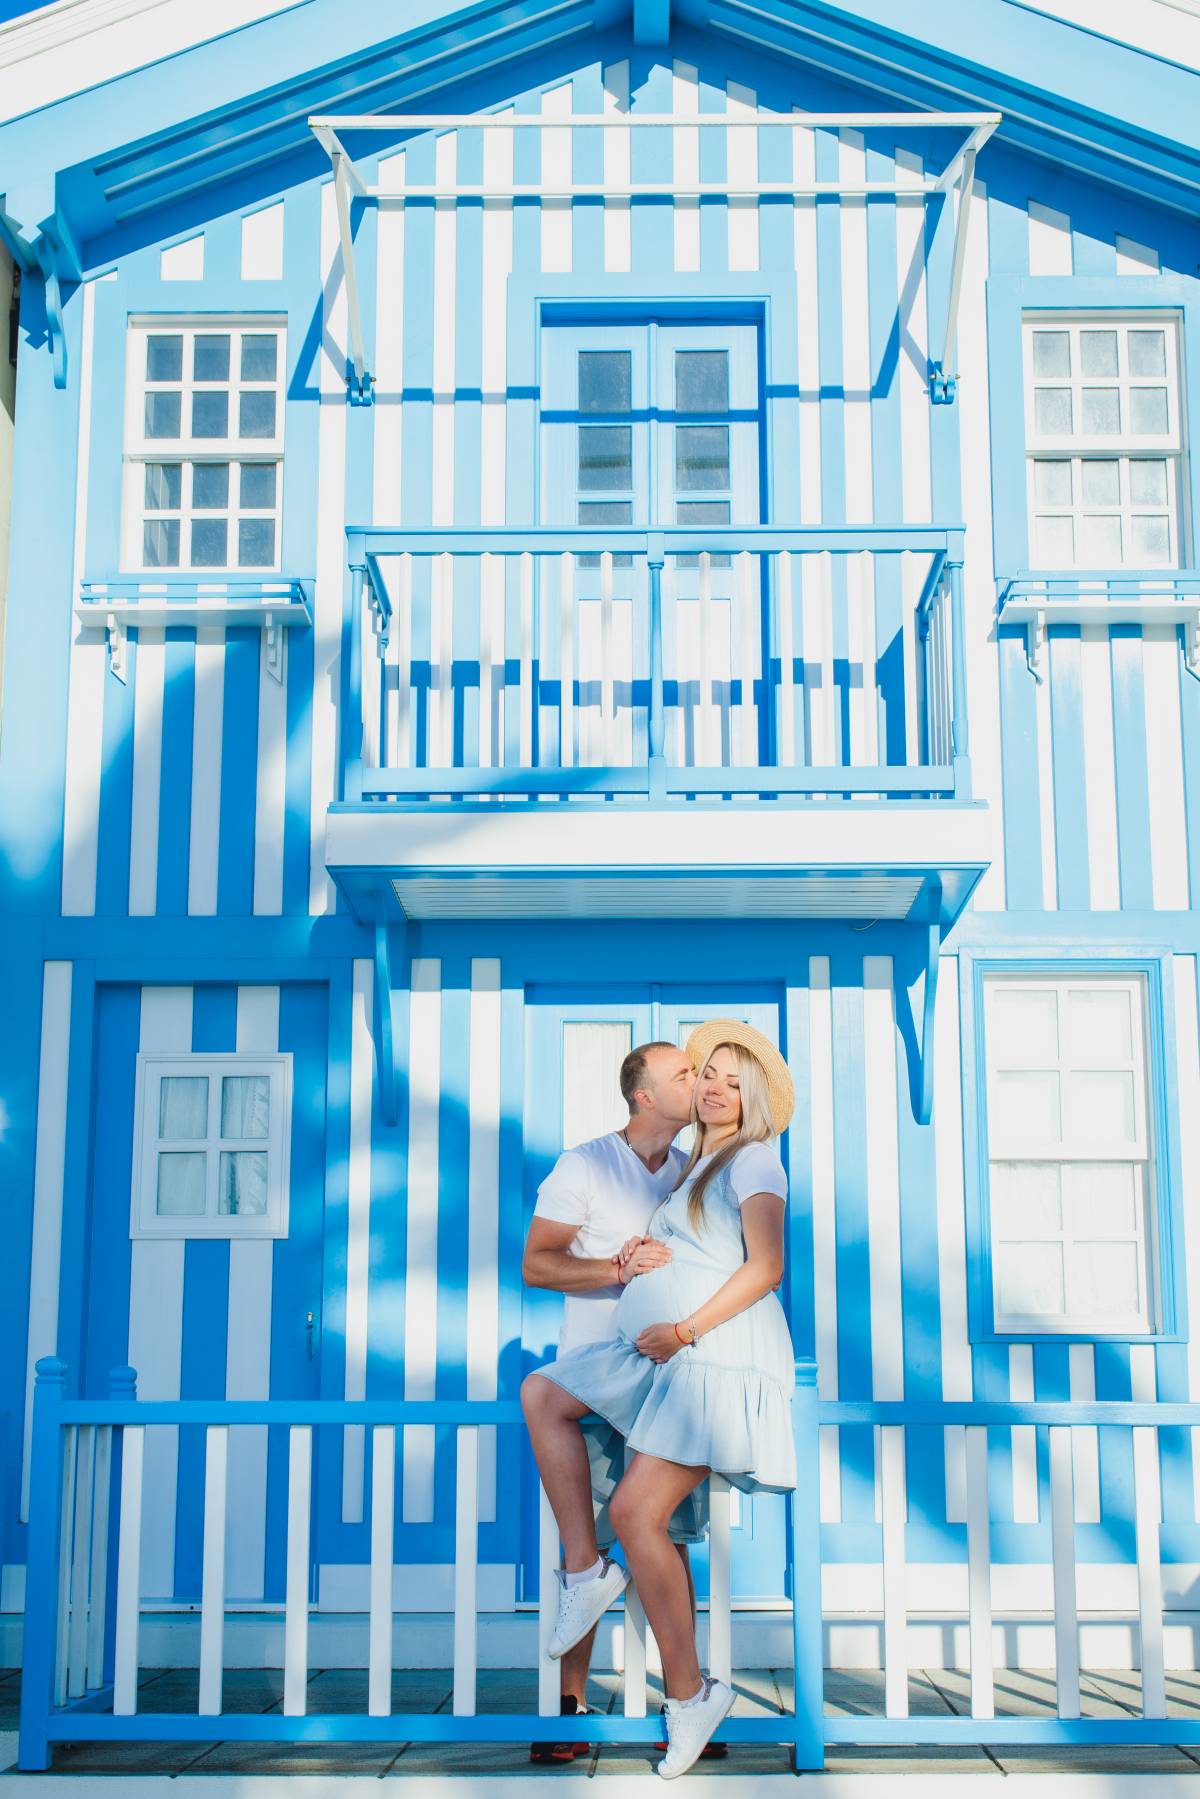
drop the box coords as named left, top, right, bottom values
left=3, top=0, right=1200, bottom=1769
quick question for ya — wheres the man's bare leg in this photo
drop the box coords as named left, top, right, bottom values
left=520, top=1373, right=600, bottom=1570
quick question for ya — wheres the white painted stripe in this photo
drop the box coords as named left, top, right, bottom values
left=403, top=958, right=441, bottom=1522
left=708, top=1476, right=732, bottom=1683
left=726, top=82, right=758, bottom=272
left=602, top=62, right=631, bottom=273
left=66, top=1425, right=94, bottom=1698
left=1116, top=234, right=1159, bottom=274
left=480, top=116, right=512, bottom=529
left=283, top=1425, right=311, bottom=1715
left=55, top=1425, right=77, bottom=1706
left=1008, top=1343, right=1039, bottom=1524
left=1133, top=1419, right=1165, bottom=1716
left=467, top=959, right=501, bottom=1524
left=160, top=235, right=203, bottom=280
left=793, top=118, right=821, bottom=525
left=21, top=961, right=73, bottom=1521
left=252, top=629, right=287, bottom=914
left=809, top=957, right=838, bottom=1408
left=452, top=1425, right=479, bottom=1716
left=198, top=1424, right=228, bottom=1715
left=127, top=625, right=164, bottom=915
left=838, top=129, right=872, bottom=526
left=537, top=1484, right=558, bottom=1715
left=188, top=628, right=224, bottom=915
left=368, top=1425, right=396, bottom=1716
left=1049, top=1425, right=1081, bottom=1719
left=1080, top=626, right=1121, bottom=909
left=880, top=1426, right=908, bottom=1718
left=1027, top=200, right=1073, bottom=275
left=1172, top=960, right=1200, bottom=1519
left=1068, top=1342, right=1101, bottom=1525
left=1141, top=627, right=1190, bottom=909
left=128, top=986, right=191, bottom=1598
left=112, top=1423, right=144, bottom=1716
left=672, top=62, right=700, bottom=273
left=895, top=149, right=931, bottom=525
left=373, top=151, right=406, bottom=527
left=934, top=960, right=971, bottom=1524
left=431, top=130, right=457, bottom=531
left=240, top=201, right=284, bottom=281
left=310, top=178, right=347, bottom=913
left=863, top=959, right=903, bottom=1402
left=87, top=1424, right=113, bottom=1687
left=343, top=959, right=374, bottom=1523
left=1034, top=647, right=1058, bottom=909
left=965, top=1426, right=994, bottom=1720
left=61, top=277, right=103, bottom=918
left=540, top=83, right=572, bottom=274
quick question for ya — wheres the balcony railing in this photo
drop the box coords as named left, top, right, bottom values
left=340, top=526, right=969, bottom=804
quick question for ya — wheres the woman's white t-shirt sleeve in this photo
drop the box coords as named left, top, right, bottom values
left=534, top=1149, right=590, bottom=1228
left=729, top=1142, right=788, bottom=1206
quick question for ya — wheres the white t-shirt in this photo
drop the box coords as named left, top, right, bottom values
left=533, top=1132, right=687, bottom=1351
left=701, top=1141, right=789, bottom=1206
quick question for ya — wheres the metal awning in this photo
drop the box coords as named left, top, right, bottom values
left=309, top=106, right=1000, bottom=404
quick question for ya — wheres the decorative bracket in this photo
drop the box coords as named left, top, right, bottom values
left=928, top=140, right=981, bottom=406
left=1186, top=614, right=1200, bottom=677
left=916, top=913, right=942, bottom=1126
left=329, top=144, right=374, bottom=406
left=928, top=364, right=957, bottom=405
left=104, top=610, right=127, bottom=683
left=373, top=920, right=407, bottom=1126
left=263, top=610, right=284, bottom=682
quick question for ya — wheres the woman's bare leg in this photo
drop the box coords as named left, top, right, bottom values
left=609, top=1455, right=709, bottom=1700
left=520, top=1373, right=601, bottom=1570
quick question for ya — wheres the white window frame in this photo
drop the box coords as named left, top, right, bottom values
left=131, top=1052, right=292, bottom=1240
left=122, top=316, right=287, bottom=575
left=1022, top=310, right=1188, bottom=571
left=983, top=970, right=1159, bottom=1336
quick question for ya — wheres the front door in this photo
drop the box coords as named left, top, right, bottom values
left=521, top=984, right=790, bottom=1604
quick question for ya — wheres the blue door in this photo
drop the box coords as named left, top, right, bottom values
left=521, top=983, right=790, bottom=1603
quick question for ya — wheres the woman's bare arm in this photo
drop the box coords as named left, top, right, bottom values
left=634, top=1192, right=784, bottom=1360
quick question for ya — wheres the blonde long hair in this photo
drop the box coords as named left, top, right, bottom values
left=676, top=1041, right=775, bottom=1230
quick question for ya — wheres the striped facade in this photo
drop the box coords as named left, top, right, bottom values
left=2, top=3, right=1200, bottom=1651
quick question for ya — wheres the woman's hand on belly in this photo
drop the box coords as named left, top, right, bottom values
left=635, top=1322, right=686, bottom=1364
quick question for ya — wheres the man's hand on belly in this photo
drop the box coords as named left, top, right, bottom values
left=615, top=1235, right=673, bottom=1285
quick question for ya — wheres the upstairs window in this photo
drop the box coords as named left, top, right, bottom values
left=123, top=319, right=285, bottom=573
left=982, top=971, right=1158, bottom=1336
left=1023, top=314, right=1185, bottom=570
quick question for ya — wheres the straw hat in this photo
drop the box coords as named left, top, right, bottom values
left=684, top=1019, right=795, bottom=1137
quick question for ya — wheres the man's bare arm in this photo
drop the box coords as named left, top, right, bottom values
left=522, top=1216, right=626, bottom=1293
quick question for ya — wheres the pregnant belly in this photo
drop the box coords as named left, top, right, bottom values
left=614, top=1259, right=725, bottom=1340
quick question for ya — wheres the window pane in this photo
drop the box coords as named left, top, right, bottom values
left=577, top=501, right=633, bottom=526
left=1035, top=514, right=1075, bottom=566
left=1080, top=330, right=1118, bottom=376
left=147, top=334, right=183, bottom=381
left=192, top=390, right=229, bottom=438
left=1034, top=387, right=1072, bottom=434
left=675, top=424, right=730, bottom=490
left=1032, top=331, right=1070, bottom=376
left=578, top=350, right=631, bottom=413
left=1081, top=387, right=1120, bottom=434
left=191, top=517, right=228, bottom=567
left=157, top=1150, right=207, bottom=1216
left=192, top=462, right=230, bottom=509
left=997, top=1240, right=1065, bottom=1316
left=990, top=1161, right=1061, bottom=1235
left=144, top=391, right=182, bottom=439
left=193, top=333, right=231, bottom=382
left=1081, top=513, right=1122, bottom=564
left=240, top=334, right=278, bottom=381
left=1065, top=1069, right=1135, bottom=1143
left=1065, top=986, right=1132, bottom=1062
left=1033, top=460, right=1072, bottom=505
left=991, top=1070, right=1061, bottom=1144
left=144, top=462, right=182, bottom=510
left=238, top=517, right=275, bottom=566
left=1063, top=1162, right=1136, bottom=1236
left=675, top=501, right=731, bottom=526
left=239, top=462, right=277, bottom=508
left=218, top=1150, right=269, bottom=1216
left=1071, top=1240, right=1141, bottom=1315
left=1080, top=459, right=1119, bottom=506
left=1131, top=513, right=1171, bottom=564
left=1128, top=329, right=1166, bottom=376
left=578, top=425, right=632, bottom=491
left=158, top=1074, right=209, bottom=1138
left=143, top=518, right=180, bottom=567
left=1130, top=386, right=1168, bottom=434
left=239, top=390, right=276, bottom=439
left=222, top=1074, right=271, bottom=1138
left=675, top=350, right=729, bottom=412
left=990, top=987, right=1059, bottom=1062
left=1130, top=459, right=1168, bottom=505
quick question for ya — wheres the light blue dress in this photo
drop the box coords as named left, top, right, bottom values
left=539, top=1142, right=797, bottom=1496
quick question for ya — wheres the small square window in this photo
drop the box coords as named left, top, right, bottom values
left=133, top=1052, right=291, bottom=1239
left=241, top=334, right=278, bottom=381
left=238, top=518, right=275, bottom=566
left=578, top=350, right=630, bottom=413
left=191, top=518, right=228, bottom=566
left=147, top=334, right=184, bottom=381
left=145, top=391, right=182, bottom=439
left=193, top=334, right=231, bottom=382
left=239, top=390, right=276, bottom=439
left=192, top=391, right=229, bottom=438
left=192, top=463, right=230, bottom=509
left=143, top=518, right=180, bottom=567
left=240, top=463, right=276, bottom=508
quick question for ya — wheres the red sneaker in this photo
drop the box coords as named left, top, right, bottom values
left=530, top=1698, right=594, bottom=1763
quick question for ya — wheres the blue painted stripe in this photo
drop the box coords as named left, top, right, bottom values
left=94, top=634, right=136, bottom=917
left=156, top=632, right=196, bottom=916
left=216, top=629, right=261, bottom=917
left=1109, top=627, right=1155, bottom=912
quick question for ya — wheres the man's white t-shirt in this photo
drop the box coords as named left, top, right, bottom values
left=534, top=1132, right=687, bottom=1351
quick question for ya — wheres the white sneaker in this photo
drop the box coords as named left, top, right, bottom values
left=547, top=1557, right=630, bottom=1659
left=657, top=1677, right=734, bottom=1779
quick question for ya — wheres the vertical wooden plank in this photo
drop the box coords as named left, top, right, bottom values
left=559, top=552, right=575, bottom=769
left=54, top=1426, right=78, bottom=1706
left=1133, top=1423, right=1166, bottom=1718
left=708, top=1476, right=732, bottom=1684
left=478, top=553, right=497, bottom=773
left=112, top=1425, right=145, bottom=1717
left=519, top=552, right=534, bottom=768
left=66, top=1425, right=94, bottom=1698
left=697, top=550, right=716, bottom=766
left=394, top=555, right=413, bottom=769
left=776, top=553, right=796, bottom=769
left=198, top=1425, right=228, bottom=1716
left=879, top=1425, right=908, bottom=1718
left=600, top=550, right=615, bottom=755
left=369, top=1425, right=396, bottom=1716
left=283, top=1426, right=312, bottom=1717
left=86, top=1425, right=112, bottom=1689
left=736, top=550, right=757, bottom=769
left=1049, top=1425, right=1080, bottom=1720
left=965, top=1425, right=994, bottom=1721
left=453, top=1425, right=480, bottom=1716
left=538, top=1482, right=559, bottom=1716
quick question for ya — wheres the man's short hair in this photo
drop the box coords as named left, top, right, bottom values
left=619, top=1041, right=679, bottom=1113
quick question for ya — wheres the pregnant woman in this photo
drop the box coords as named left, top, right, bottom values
left=521, top=1019, right=796, bottom=1779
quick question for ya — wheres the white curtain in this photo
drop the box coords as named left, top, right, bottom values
left=219, top=1149, right=268, bottom=1216
left=221, top=1074, right=270, bottom=1138
left=156, top=1149, right=207, bottom=1215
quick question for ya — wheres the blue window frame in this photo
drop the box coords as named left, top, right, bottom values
left=959, top=949, right=1187, bottom=1344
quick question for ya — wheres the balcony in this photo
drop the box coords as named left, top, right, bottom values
left=327, top=525, right=990, bottom=933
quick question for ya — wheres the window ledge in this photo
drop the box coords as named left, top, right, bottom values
left=77, top=576, right=312, bottom=682
left=997, top=569, right=1200, bottom=676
